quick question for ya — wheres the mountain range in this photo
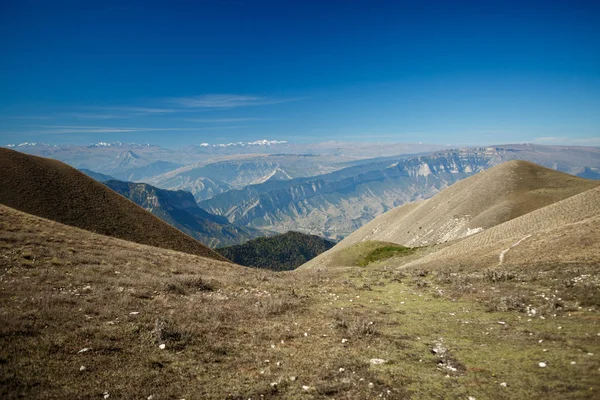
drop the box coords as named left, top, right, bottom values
left=102, top=180, right=266, bottom=248
left=1, top=149, right=599, bottom=399
left=198, top=144, right=600, bottom=239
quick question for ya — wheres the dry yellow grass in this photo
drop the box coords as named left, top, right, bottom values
left=303, top=160, right=599, bottom=270
left=0, top=148, right=225, bottom=261
left=2, top=159, right=600, bottom=399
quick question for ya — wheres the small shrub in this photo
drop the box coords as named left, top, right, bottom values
left=485, top=295, right=525, bottom=312
left=358, top=245, right=417, bottom=266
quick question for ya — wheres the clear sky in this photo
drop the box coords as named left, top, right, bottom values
left=1, top=0, right=599, bottom=148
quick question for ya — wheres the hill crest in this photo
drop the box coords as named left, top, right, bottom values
left=302, top=160, right=599, bottom=269
left=0, top=148, right=226, bottom=261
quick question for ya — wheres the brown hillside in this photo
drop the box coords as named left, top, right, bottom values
left=302, top=160, right=599, bottom=269
left=402, top=184, right=600, bottom=270
left=2, top=199, right=600, bottom=398
left=0, top=148, right=227, bottom=261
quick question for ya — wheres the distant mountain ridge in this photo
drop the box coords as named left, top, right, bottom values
left=103, top=180, right=266, bottom=248
left=198, top=144, right=600, bottom=239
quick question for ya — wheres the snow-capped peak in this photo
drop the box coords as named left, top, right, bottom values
left=198, top=139, right=288, bottom=148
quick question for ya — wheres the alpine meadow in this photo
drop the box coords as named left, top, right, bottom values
left=1, top=1, right=599, bottom=399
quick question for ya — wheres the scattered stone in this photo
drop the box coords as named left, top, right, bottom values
left=302, top=385, right=310, bottom=391
left=368, top=382, right=374, bottom=388
left=498, top=321, right=506, bottom=325
left=78, top=348, right=91, bottom=354
left=341, top=338, right=349, bottom=344
left=588, top=353, right=594, bottom=356
left=289, top=376, right=297, bottom=381
left=103, top=392, right=110, bottom=399
left=304, top=332, right=308, bottom=337
left=370, top=358, right=387, bottom=365
left=129, top=312, right=139, bottom=315
left=539, top=362, right=547, bottom=368
left=571, top=361, right=576, bottom=365
left=147, top=396, right=154, bottom=400
left=468, top=397, right=476, bottom=400
left=79, top=365, right=86, bottom=372
left=159, top=344, right=166, bottom=350
left=339, top=367, right=345, bottom=373
left=500, top=382, right=507, bottom=387
left=270, top=382, right=277, bottom=388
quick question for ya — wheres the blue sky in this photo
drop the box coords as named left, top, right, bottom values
left=1, top=0, right=599, bottom=148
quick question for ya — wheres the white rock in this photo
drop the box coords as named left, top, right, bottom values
left=468, top=397, right=476, bottom=400
left=539, top=362, right=547, bottom=368
left=339, top=367, right=345, bottom=372
left=103, top=392, right=110, bottom=399
left=147, top=396, right=154, bottom=400
left=78, top=348, right=91, bottom=353
left=129, top=312, right=140, bottom=315
left=500, top=382, right=507, bottom=387
left=570, top=361, right=576, bottom=365
left=341, top=338, right=349, bottom=343
left=370, top=358, right=387, bottom=365
left=79, top=365, right=86, bottom=371
left=302, top=385, right=310, bottom=391
left=159, top=344, right=166, bottom=350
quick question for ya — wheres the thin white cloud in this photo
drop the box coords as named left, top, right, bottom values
left=10, top=124, right=247, bottom=135
left=182, top=117, right=263, bottom=123
left=532, top=136, right=600, bottom=146
left=170, top=94, right=300, bottom=108
left=92, top=106, right=180, bottom=114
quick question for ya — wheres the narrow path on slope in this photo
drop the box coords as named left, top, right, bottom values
left=498, top=234, right=532, bottom=264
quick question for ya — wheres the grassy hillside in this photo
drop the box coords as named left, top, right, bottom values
left=216, top=231, right=336, bottom=271
left=2, top=203, right=599, bottom=399
left=303, top=160, right=599, bottom=270
left=0, top=148, right=226, bottom=261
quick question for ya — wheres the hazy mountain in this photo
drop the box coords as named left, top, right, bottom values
left=199, top=144, right=600, bottom=239
left=147, top=154, right=362, bottom=201
left=577, top=167, right=600, bottom=180
left=301, top=160, right=599, bottom=270
left=79, top=169, right=119, bottom=182
left=4, top=141, right=445, bottom=184
left=113, top=160, right=183, bottom=181
left=215, top=231, right=336, bottom=271
left=0, top=148, right=226, bottom=260
left=103, top=180, right=266, bottom=248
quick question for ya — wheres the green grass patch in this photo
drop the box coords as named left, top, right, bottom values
left=358, top=245, right=416, bottom=266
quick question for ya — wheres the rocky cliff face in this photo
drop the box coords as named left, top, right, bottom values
left=199, top=145, right=600, bottom=239
left=104, top=181, right=266, bottom=248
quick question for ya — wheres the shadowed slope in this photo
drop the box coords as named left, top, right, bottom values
left=0, top=148, right=227, bottom=261
left=302, top=160, right=599, bottom=269
left=215, top=231, right=336, bottom=271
